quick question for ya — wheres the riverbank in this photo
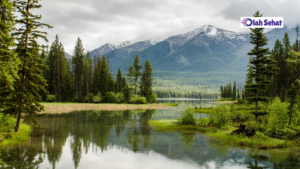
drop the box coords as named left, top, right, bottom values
left=0, top=123, right=32, bottom=147
left=149, top=119, right=293, bottom=149
left=41, top=102, right=172, bottom=114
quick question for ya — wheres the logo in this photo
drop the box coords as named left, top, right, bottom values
left=240, top=17, right=283, bottom=28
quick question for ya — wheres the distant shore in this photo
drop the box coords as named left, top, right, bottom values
left=41, top=103, right=170, bottom=114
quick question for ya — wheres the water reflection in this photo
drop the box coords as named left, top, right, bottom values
left=0, top=100, right=299, bottom=168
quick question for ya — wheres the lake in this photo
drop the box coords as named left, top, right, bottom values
left=0, top=100, right=299, bottom=169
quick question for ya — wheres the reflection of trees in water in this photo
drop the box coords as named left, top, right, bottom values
left=246, top=154, right=269, bottom=169
left=177, top=131, right=195, bottom=149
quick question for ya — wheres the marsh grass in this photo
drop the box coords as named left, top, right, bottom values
left=161, top=103, right=178, bottom=107
left=208, top=130, right=291, bottom=149
left=0, top=123, right=31, bottom=147
left=149, top=119, right=216, bottom=133
left=149, top=119, right=296, bottom=149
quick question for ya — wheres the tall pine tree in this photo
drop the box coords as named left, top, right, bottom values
left=245, top=11, right=274, bottom=123
left=7, top=0, right=52, bottom=131
left=132, top=55, right=142, bottom=95
left=72, top=38, right=84, bottom=102
left=140, top=60, right=153, bottom=98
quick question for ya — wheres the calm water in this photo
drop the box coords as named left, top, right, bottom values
left=1, top=100, right=300, bottom=169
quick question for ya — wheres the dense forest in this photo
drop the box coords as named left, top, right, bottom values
left=220, top=25, right=300, bottom=102
left=42, top=35, right=156, bottom=104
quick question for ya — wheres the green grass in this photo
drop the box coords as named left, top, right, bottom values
left=160, top=103, right=178, bottom=107
left=208, top=130, right=291, bottom=149
left=0, top=123, right=32, bottom=147
left=149, top=119, right=216, bottom=133
left=149, top=119, right=295, bottom=149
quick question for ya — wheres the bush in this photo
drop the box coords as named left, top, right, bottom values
left=179, top=109, right=196, bottom=125
left=147, top=93, right=157, bottom=103
left=229, top=103, right=237, bottom=120
left=214, top=104, right=230, bottom=127
left=93, top=93, right=102, bottom=103
left=114, top=93, right=124, bottom=103
left=129, top=95, right=147, bottom=104
left=46, top=95, right=56, bottom=102
left=83, top=93, right=94, bottom=103
left=266, top=98, right=289, bottom=134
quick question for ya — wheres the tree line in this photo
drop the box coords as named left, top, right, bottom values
left=43, top=35, right=156, bottom=104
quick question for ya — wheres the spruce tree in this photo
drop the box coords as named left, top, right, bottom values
left=288, top=83, right=297, bottom=125
left=280, top=86, right=286, bottom=102
left=0, top=0, right=20, bottom=109
left=82, top=52, right=92, bottom=102
left=6, top=0, right=52, bottom=131
left=132, top=55, right=143, bottom=95
left=282, top=33, right=291, bottom=99
left=140, top=60, right=153, bottom=98
left=116, top=69, right=123, bottom=92
left=127, top=65, right=135, bottom=91
left=0, top=0, right=19, bottom=92
left=233, top=81, right=236, bottom=100
left=72, top=38, right=84, bottom=102
left=99, top=56, right=110, bottom=95
left=245, top=11, right=274, bottom=123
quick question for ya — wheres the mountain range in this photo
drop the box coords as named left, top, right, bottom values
left=66, top=25, right=299, bottom=73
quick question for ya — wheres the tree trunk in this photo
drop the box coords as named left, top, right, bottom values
left=15, top=111, right=22, bottom=132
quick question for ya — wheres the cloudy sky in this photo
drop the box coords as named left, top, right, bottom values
left=35, top=0, right=300, bottom=54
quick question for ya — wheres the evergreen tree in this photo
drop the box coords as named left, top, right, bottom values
left=273, top=39, right=285, bottom=96
left=280, top=86, right=285, bottom=102
left=245, top=11, right=274, bottom=123
left=245, top=64, right=254, bottom=100
left=72, top=38, right=84, bottom=102
left=122, top=77, right=127, bottom=89
left=6, top=0, right=52, bottom=131
left=91, top=58, right=101, bottom=95
left=282, top=33, right=291, bottom=99
left=0, top=0, right=19, bottom=92
left=233, top=81, right=236, bottom=100
left=140, top=60, right=153, bottom=98
left=132, top=55, right=143, bottom=95
left=116, top=69, right=123, bottom=93
left=82, top=52, right=92, bottom=102
left=99, top=56, right=110, bottom=95
left=288, top=83, right=297, bottom=125
left=127, top=65, right=135, bottom=91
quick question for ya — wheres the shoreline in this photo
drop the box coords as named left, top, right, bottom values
left=41, top=103, right=170, bottom=114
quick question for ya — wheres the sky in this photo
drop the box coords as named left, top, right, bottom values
left=35, top=0, right=300, bottom=54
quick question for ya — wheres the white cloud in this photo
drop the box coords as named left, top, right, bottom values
left=33, top=0, right=300, bottom=54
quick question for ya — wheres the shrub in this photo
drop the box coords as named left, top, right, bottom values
left=179, top=109, right=196, bottom=125
left=214, top=104, right=230, bottom=127
left=129, top=95, right=147, bottom=104
left=46, top=95, right=56, bottom=102
left=267, top=98, right=289, bottom=134
left=114, top=93, right=124, bottom=103
left=229, top=103, right=237, bottom=120
left=83, top=93, right=94, bottom=103
left=147, top=93, right=157, bottom=103
left=93, top=93, right=102, bottom=103
left=0, top=115, right=16, bottom=132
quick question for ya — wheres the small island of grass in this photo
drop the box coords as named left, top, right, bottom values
left=149, top=98, right=300, bottom=149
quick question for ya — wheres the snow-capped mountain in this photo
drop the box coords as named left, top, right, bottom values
left=90, top=40, right=131, bottom=58
left=112, top=25, right=250, bottom=72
